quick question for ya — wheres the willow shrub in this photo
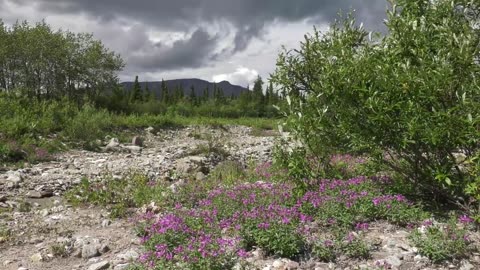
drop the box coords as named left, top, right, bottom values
left=271, top=0, right=480, bottom=206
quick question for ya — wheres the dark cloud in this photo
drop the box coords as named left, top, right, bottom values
left=3, top=0, right=388, bottom=73
left=22, top=0, right=387, bottom=29
left=127, top=29, right=218, bottom=72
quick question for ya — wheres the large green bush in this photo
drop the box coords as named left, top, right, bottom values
left=271, top=0, right=480, bottom=204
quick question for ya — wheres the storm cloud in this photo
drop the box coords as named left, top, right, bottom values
left=0, top=0, right=388, bottom=83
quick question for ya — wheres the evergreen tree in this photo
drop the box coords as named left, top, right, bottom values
left=144, top=82, right=152, bottom=101
left=189, top=86, right=197, bottom=105
left=266, top=81, right=274, bottom=105
left=202, top=86, right=210, bottom=102
left=131, top=75, right=143, bottom=102
left=252, top=76, right=266, bottom=116
left=160, top=79, right=169, bottom=104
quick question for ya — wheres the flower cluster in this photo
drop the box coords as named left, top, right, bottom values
left=138, top=175, right=426, bottom=268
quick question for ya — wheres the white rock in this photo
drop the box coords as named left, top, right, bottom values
left=30, top=252, right=43, bottom=262
left=385, top=256, right=402, bottom=267
left=117, top=249, right=139, bottom=261
left=88, top=261, right=110, bottom=270
left=106, top=138, right=120, bottom=149
left=82, top=244, right=100, bottom=259
left=272, top=259, right=285, bottom=268
left=460, top=260, right=475, bottom=270
left=114, top=263, right=131, bottom=270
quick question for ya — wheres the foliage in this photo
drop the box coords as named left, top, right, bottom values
left=136, top=160, right=428, bottom=269
left=50, top=243, right=69, bottom=258
left=409, top=217, right=475, bottom=262
left=65, top=173, right=168, bottom=218
left=271, top=0, right=480, bottom=204
left=0, top=225, right=11, bottom=243
left=0, top=19, right=123, bottom=100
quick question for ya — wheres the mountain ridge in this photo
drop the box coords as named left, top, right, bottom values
left=121, top=78, right=248, bottom=98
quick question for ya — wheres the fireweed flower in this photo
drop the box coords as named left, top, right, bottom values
left=237, top=249, right=249, bottom=258
left=355, top=222, right=369, bottom=231
left=422, top=220, right=433, bottom=227
left=257, top=222, right=270, bottom=229
left=459, top=215, right=474, bottom=224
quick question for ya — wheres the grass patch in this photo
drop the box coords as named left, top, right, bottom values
left=0, top=93, right=278, bottom=164
left=50, top=243, right=69, bottom=258
left=409, top=217, right=475, bottom=262
left=0, top=225, right=11, bottom=243
left=65, top=172, right=168, bottom=218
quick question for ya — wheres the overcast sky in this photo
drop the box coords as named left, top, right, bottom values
left=0, top=0, right=388, bottom=87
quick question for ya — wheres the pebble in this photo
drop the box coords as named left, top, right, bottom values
left=30, top=252, right=43, bottom=262
left=88, top=261, right=110, bottom=270
left=101, top=219, right=111, bottom=227
left=114, top=263, right=131, bottom=270
left=385, top=255, right=402, bottom=267
left=117, top=249, right=139, bottom=261
left=460, top=261, right=474, bottom=270
left=82, top=244, right=100, bottom=259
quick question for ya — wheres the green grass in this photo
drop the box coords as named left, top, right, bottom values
left=65, top=172, right=169, bottom=218
left=0, top=94, right=278, bottom=164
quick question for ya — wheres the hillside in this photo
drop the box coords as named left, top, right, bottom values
left=121, top=78, right=248, bottom=98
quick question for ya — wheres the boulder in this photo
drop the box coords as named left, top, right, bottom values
left=106, top=138, right=120, bottom=150
left=132, top=136, right=143, bottom=147
left=88, top=261, right=110, bottom=270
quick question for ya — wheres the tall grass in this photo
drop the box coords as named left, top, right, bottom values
left=0, top=93, right=278, bottom=163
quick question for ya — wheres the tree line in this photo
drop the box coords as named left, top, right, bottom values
left=0, top=20, right=124, bottom=100
left=99, top=75, right=282, bottom=118
left=0, top=19, right=282, bottom=118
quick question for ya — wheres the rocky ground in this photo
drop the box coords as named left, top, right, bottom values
left=0, top=126, right=479, bottom=270
left=0, top=126, right=275, bottom=270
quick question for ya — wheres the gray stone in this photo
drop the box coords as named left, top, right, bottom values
left=385, top=256, right=402, bottom=267
left=132, top=136, right=143, bottom=147
left=0, top=195, right=6, bottom=202
left=414, top=254, right=427, bottom=262
left=82, top=244, right=100, bottom=259
left=30, top=253, right=43, bottom=262
left=175, top=156, right=207, bottom=175
left=123, top=145, right=142, bottom=153
left=114, top=263, right=131, bottom=270
left=26, top=190, right=53, bottom=198
left=145, top=126, right=155, bottom=133
left=195, top=171, right=206, bottom=181
left=272, top=259, right=284, bottom=268
left=284, top=260, right=299, bottom=269
left=106, top=138, right=120, bottom=149
left=7, top=171, right=24, bottom=184
left=117, top=249, right=139, bottom=261
left=99, top=244, right=110, bottom=254
left=88, top=261, right=110, bottom=270
left=40, top=209, right=49, bottom=217
left=101, top=219, right=111, bottom=227
left=460, top=261, right=474, bottom=270
left=168, top=179, right=185, bottom=193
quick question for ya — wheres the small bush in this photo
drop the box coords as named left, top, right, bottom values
left=0, top=225, right=11, bottom=243
left=50, top=243, right=69, bottom=257
left=65, top=172, right=167, bottom=218
left=409, top=217, right=475, bottom=262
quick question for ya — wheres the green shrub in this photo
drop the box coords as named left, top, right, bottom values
left=271, top=0, right=480, bottom=205
left=63, top=104, right=113, bottom=143
left=65, top=172, right=168, bottom=218
left=409, top=218, right=474, bottom=262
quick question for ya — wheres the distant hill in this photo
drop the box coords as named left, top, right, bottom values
left=121, top=78, right=248, bottom=98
